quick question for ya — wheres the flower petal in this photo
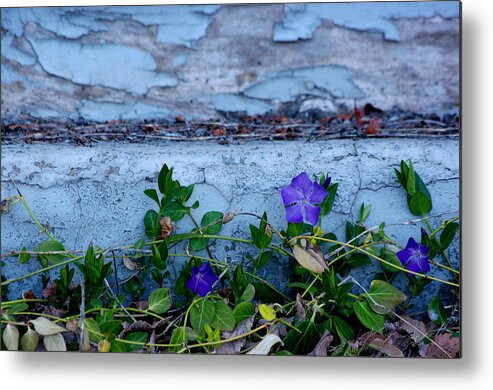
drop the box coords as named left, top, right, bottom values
left=185, top=276, right=199, bottom=294
left=406, top=237, right=420, bottom=251
left=304, top=204, right=322, bottom=226
left=281, top=184, right=302, bottom=206
left=406, top=258, right=423, bottom=274
left=201, top=263, right=219, bottom=287
left=308, top=181, right=328, bottom=204
left=196, top=279, right=213, bottom=297
left=396, top=248, right=413, bottom=266
left=285, top=203, right=304, bottom=223
left=419, top=255, right=430, bottom=273
left=291, top=172, right=313, bottom=197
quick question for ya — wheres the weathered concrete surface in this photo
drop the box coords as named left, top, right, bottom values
left=1, top=2, right=460, bottom=122
left=1, top=139, right=459, bottom=311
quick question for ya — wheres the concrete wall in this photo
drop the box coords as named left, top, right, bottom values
left=1, top=2, right=460, bottom=122
left=1, top=139, right=460, bottom=310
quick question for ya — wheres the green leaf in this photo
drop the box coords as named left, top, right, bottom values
left=147, top=288, right=171, bottom=314
left=407, top=161, right=416, bottom=195
left=363, top=280, right=406, bottom=314
left=190, top=299, right=216, bottom=333
left=256, top=251, right=273, bottom=269
left=99, top=320, right=122, bottom=339
left=211, top=301, right=235, bottom=331
left=201, top=211, right=224, bottom=234
left=34, top=240, right=66, bottom=264
left=233, top=302, right=255, bottom=324
left=240, top=284, right=255, bottom=303
left=332, top=316, right=355, bottom=341
left=189, top=237, right=209, bottom=251
left=112, top=331, right=148, bottom=352
left=84, top=318, right=102, bottom=342
left=18, top=246, right=31, bottom=264
left=321, top=182, right=338, bottom=215
left=144, top=210, right=160, bottom=238
left=359, top=203, right=372, bottom=223
left=162, top=201, right=187, bottom=221
left=158, top=164, right=173, bottom=195
left=258, top=304, right=276, bottom=321
left=353, top=301, right=384, bottom=333
left=152, top=242, right=168, bottom=269
left=169, top=327, right=187, bottom=353
left=6, top=302, right=28, bottom=315
left=428, top=295, right=448, bottom=326
left=144, top=189, right=160, bottom=206
left=283, top=319, right=320, bottom=355
left=409, top=191, right=432, bottom=216
left=440, top=222, right=459, bottom=251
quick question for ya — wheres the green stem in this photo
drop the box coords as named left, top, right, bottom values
left=20, top=196, right=57, bottom=241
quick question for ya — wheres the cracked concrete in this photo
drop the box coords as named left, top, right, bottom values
left=1, top=139, right=459, bottom=311
left=1, top=3, right=460, bottom=122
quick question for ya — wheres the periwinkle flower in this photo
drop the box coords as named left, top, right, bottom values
left=397, top=237, right=430, bottom=274
left=281, top=172, right=328, bottom=226
left=186, top=262, right=219, bottom=297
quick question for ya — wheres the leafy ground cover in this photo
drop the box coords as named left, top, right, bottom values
left=0, top=160, right=460, bottom=357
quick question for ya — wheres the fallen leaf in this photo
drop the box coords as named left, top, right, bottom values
left=400, top=315, right=427, bottom=343
left=369, top=338, right=404, bottom=357
left=119, top=320, right=153, bottom=338
left=123, top=257, right=139, bottom=271
left=426, top=333, right=460, bottom=358
left=292, top=239, right=327, bottom=274
left=175, top=114, right=185, bottom=123
left=308, top=330, right=334, bottom=356
left=65, top=319, right=79, bottom=332
left=247, top=334, right=283, bottom=355
left=98, top=339, right=111, bottom=352
left=295, top=293, right=306, bottom=322
left=20, top=327, right=39, bottom=351
left=212, top=127, right=226, bottom=136
left=365, top=117, right=381, bottom=135
left=217, top=317, right=253, bottom=354
left=43, top=333, right=67, bottom=351
left=354, top=101, right=363, bottom=127
left=2, top=324, right=19, bottom=350
left=30, top=317, right=66, bottom=336
left=337, top=113, right=351, bottom=121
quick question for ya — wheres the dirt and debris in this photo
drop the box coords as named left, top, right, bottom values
left=1, top=107, right=459, bottom=145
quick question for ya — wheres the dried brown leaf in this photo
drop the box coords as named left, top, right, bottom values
left=426, top=333, right=460, bottom=359
left=400, top=315, right=427, bottom=343
left=308, top=330, right=334, bottom=356
left=295, top=293, right=306, bottom=322
left=217, top=317, right=253, bottom=355
left=369, top=338, right=404, bottom=357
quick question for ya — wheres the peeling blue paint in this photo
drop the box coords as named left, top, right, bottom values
left=79, top=100, right=181, bottom=122
left=99, top=5, right=221, bottom=47
left=1, top=62, right=28, bottom=84
left=210, top=94, right=275, bottom=116
left=28, top=38, right=177, bottom=94
left=274, top=1, right=460, bottom=42
left=244, top=65, right=364, bottom=102
left=1, top=32, right=37, bottom=66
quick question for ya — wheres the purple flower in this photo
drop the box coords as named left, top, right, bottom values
left=186, top=262, right=219, bottom=297
left=281, top=172, right=328, bottom=226
left=322, top=176, right=332, bottom=189
left=397, top=237, right=430, bottom=274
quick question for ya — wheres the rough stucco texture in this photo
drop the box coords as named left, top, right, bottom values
left=1, top=2, right=460, bottom=122
left=1, top=139, right=459, bottom=311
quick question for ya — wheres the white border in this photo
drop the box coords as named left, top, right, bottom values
left=2, top=0, right=492, bottom=389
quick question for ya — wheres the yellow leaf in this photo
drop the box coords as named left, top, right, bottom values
left=258, top=304, right=276, bottom=321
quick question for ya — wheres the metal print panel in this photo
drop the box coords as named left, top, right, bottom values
left=0, top=1, right=460, bottom=357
